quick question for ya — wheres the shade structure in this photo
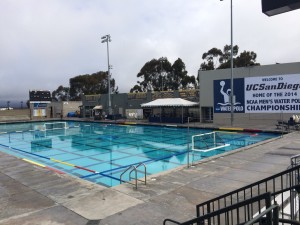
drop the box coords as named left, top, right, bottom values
left=141, top=98, right=198, bottom=124
left=93, top=105, right=103, bottom=110
left=141, top=98, right=198, bottom=108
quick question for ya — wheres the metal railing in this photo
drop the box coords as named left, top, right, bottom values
left=164, top=184, right=300, bottom=225
left=120, top=163, right=147, bottom=189
left=291, top=154, right=300, bottom=167
left=164, top=155, right=300, bottom=225
left=164, top=192, right=276, bottom=225
left=195, top=164, right=300, bottom=223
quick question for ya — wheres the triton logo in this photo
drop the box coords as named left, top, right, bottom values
left=246, top=83, right=300, bottom=91
left=214, top=78, right=245, bottom=113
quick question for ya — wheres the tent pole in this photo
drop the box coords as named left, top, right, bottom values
left=160, top=107, right=162, bottom=123
left=181, top=107, right=183, bottom=123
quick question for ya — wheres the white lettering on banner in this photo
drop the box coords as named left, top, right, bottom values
left=245, top=74, right=300, bottom=113
left=220, top=106, right=244, bottom=112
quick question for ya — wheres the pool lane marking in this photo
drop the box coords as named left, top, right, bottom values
left=22, top=158, right=65, bottom=174
left=81, top=150, right=188, bottom=179
left=0, top=143, right=98, bottom=174
left=219, top=127, right=244, bottom=131
left=75, top=165, right=97, bottom=173
left=50, top=158, right=97, bottom=173
left=23, top=158, right=46, bottom=167
left=50, top=158, right=75, bottom=167
left=46, top=166, right=65, bottom=174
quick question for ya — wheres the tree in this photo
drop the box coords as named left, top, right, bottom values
left=234, top=51, right=260, bottom=67
left=135, top=57, right=171, bottom=92
left=200, top=45, right=259, bottom=70
left=132, top=57, right=196, bottom=92
left=52, top=85, right=70, bottom=101
left=51, top=70, right=118, bottom=101
left=130, top=84, right=143, bottom=93
left=201, top=47, right=223, bottom=69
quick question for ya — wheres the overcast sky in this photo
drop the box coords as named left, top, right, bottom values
left=0, top=0, right=299, bottom=103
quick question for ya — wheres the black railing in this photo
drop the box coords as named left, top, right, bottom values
left=291, top=154, right=300, bottom=167
left=164, top=192, right=275, bottom=225
left=164, top=158, right=300, bottom=225
left=196, top=164, right=300, bottom=223
left=164, top=184, right=300, bottom=225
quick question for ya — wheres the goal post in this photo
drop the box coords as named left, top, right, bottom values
left=43, top=122, right=68, bottom=130
left=192, top=131, right=230, bottom=152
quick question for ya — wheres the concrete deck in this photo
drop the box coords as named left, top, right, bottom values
left=0, top=122, right=299, bottom=225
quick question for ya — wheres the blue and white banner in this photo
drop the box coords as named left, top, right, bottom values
left=214, top=78, right=245, bottom=113
left=245, top=74, right=300, bottom=113
left=214, top=74, right=300, bottom=113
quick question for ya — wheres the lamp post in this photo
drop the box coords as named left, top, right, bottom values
left=101, top=34, right=112, bottom=115
left=221, top=0, right=234, bottom=126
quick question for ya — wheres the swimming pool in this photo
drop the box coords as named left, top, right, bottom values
left=0, top=121, right=279, bottom=187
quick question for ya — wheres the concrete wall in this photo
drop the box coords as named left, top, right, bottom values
left=0, top=109, right=31, bottom=122
left=51, top=101, right=82, bottom=118
left=199, top=62, right=300, bottom=125
left=81, top=90, right=199, bottom=119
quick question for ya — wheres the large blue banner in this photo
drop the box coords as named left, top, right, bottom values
left=214, top=78, right=245, bottom=113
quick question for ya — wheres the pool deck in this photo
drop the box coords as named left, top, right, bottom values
left=0, top=121, right=299, bottom=225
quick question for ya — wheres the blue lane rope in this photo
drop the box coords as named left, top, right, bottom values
left=80, top=150, right=187, bottom=179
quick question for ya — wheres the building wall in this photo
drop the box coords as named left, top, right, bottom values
left=81, top=90, right=199, bottom=119
left=51, top=101, right=82, bottom=118
left=199, top=62, right=300, bottom=125
left=0, top=109, right=30, bottom=122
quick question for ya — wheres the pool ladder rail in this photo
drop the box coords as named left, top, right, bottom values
left=120, top=163, right=147, bottom=189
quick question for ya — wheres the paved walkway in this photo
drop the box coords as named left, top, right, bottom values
left=0, top=122, right=299, bottom=225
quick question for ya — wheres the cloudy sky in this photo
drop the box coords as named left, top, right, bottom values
left=0, top=0, right=299, bottom=105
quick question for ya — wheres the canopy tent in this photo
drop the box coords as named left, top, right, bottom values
left=92, top=105, right=103, bottom=120
left=141, top=98, right=198, bottom=123
left=93, top=105, right=103, bottom=110
left=141, top=98, right=198, bottom=108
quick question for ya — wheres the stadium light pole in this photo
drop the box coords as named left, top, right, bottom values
left=221, top=0, right=234, bottom=126
left=101, top=34, right=112, bottom=115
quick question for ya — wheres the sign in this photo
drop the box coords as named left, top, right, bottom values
left=245, top=74, right=300, bottom=113
left=34, top=103, right=47, bottom=108
left=214, top=78, right=245, bottom=113
left=33, top=108, right=46, bottom=116
left=213, top=74, right=300, bottom=114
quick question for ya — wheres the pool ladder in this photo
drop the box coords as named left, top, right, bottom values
left=120, top=163, right=147, bottom=189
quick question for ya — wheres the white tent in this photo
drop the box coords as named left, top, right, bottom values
left=141, top=98, right=198, bottom=123
left=141, top=98, right=198, bottom=108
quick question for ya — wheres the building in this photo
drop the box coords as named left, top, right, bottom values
left=81, top=90, right=199, bottom=121
left=29, top=90, right=52, bottom=119
left=199, top=62, right=300, bottom=125
left=80, top=62, right=300, bottom=125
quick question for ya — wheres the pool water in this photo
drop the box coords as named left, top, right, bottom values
left=0, top=121, right=279, bottom=187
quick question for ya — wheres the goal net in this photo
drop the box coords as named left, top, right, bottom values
left=43, top=122, right=68, bottom=130
left=192, top=131, right=230, bottom=152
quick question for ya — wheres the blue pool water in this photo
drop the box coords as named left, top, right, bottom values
left=0, top=121, right=279, bottom=187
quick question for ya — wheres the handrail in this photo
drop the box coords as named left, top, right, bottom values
left=244, top=204, right=279, bottom=225
left=163, top=218, right=181, bottom=225
left=120, top=165, right=137, bottom=188
left=196, top=164, right=300, bottom=217
left=278, top=218, right=300, bottom=225
left=175, top=192, right=272, bottom=225
left=291, top=154, right=300, bottom=167
left=134, top=163, right=147, bottom=185
left=129, top=166, right=138, bottom=189
left=120, top=163, right=147, bottom=189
